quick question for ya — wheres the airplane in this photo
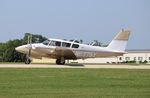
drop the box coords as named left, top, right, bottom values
left=15, top=29, right=131, bottom=65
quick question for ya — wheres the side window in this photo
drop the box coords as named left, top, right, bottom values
left=72, top=44, right=79, bottom=48
left=125, top=57, right=130, bottom=61
left=49, top=41, right=61, bottom=46
left=138, top=57, right=143, bottom=61
left=62, top=42, right=71, bottom=47
left=134, top=57, right=136, bottom=61
left=55, top=41, right=61, bottom=46
left=119, top=57, right=122, bottom=60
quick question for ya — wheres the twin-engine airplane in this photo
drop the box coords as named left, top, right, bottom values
left=15, top=29, right=130, bottom=65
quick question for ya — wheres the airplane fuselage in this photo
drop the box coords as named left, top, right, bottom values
left=16, top=41, right=124, bottom=60
left=15, top=29, right=130, bottom=65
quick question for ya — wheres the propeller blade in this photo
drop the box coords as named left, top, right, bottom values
left=29, top=48, right=31, bottom=57
left=27, top=34, right=32, bottom=57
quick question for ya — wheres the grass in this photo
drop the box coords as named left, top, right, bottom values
left=0, top=68, right=150, bottom=98
left=0, top=62, right=24, bottom=64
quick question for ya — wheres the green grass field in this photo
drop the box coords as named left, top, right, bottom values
left=0, top=68, right=150, bottom=98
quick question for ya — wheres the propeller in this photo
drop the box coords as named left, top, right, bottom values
left=27, top=34, right=32, bottom=58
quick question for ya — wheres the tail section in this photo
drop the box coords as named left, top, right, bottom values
left=107, top=29, right=131, bottom=52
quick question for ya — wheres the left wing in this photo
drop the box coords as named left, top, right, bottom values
left=55, top=47, right=77, bottom=60
left=32, top=46, right=77, bottom=60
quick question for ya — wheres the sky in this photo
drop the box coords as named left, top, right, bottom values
left=0, top=0, right=150, bottom=49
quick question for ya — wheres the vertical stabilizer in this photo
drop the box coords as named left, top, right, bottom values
left=107, top=29, right=131, bottom=52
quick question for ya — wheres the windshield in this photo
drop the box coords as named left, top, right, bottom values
left=42, top=40, right=50, bottom=45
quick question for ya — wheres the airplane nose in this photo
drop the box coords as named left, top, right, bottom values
left=15, top=45, right=27, bottom=53
left=15, top=46, right=22, bottom=52
left=15, top=45, right=29, bottom=54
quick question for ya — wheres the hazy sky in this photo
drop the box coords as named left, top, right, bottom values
left=0, top=0, right=150, bottom=49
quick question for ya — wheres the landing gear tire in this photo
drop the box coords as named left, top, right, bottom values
left=25, top=55, right=31, bottom=64
left=56, top=58, right=65, bottom=65
left=25, top=58, right=31, bottom=64
left=60, top=60, right=65, bottom=65
left=56, top=59, right=61, bottom=65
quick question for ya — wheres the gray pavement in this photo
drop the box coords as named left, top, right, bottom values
left=0, top=64, right=150, bottom=69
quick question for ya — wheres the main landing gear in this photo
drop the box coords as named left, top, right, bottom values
left=56, top=57, right=65, bottom=65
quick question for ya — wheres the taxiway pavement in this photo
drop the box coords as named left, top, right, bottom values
left=0, top=64, right=150, bottom=69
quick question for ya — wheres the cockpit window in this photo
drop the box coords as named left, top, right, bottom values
left=42, top=40, right=50, bottom=45
left=62, top=42, right=71, bottom=47
left=49, top=41, right=61, bottom=46
left=72, top=44, right=79, bottom=48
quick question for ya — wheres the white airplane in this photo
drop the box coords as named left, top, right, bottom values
left=15, top=29, right=130, bottom=65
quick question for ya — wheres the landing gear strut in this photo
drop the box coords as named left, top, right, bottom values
left=56, top=57, right=65, bottom=65
left=25, top=55, right=31, bottom=64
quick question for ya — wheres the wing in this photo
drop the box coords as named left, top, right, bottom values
left=31, top=45, right=77, bottom=60
left=55, top=47, right=77, bottom=60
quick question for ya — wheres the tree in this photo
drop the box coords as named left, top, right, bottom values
left=0, top=33, right=47, bottom=62
left=23, top=33, right=47, bottom=44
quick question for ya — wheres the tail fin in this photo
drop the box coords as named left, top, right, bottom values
left=107, top=29, right=131, bottom=52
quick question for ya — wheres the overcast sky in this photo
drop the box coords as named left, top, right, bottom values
left=0, top=0, right=150, bottom=49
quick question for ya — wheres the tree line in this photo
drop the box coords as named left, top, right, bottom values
left=0, top=33, right=47, bottom=62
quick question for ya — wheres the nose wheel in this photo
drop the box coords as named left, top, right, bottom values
left=25, top=55, right=32, bottom=64
left=56, top=57, right=65, bottom=65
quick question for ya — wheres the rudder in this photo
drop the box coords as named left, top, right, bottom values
left=107, top=29, right=131, bottom=52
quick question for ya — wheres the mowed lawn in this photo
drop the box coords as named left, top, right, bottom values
left=0, top=68, right=150, bottom=98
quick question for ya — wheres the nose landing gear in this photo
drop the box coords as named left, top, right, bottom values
left=25, top=55, right=32, bottom=64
